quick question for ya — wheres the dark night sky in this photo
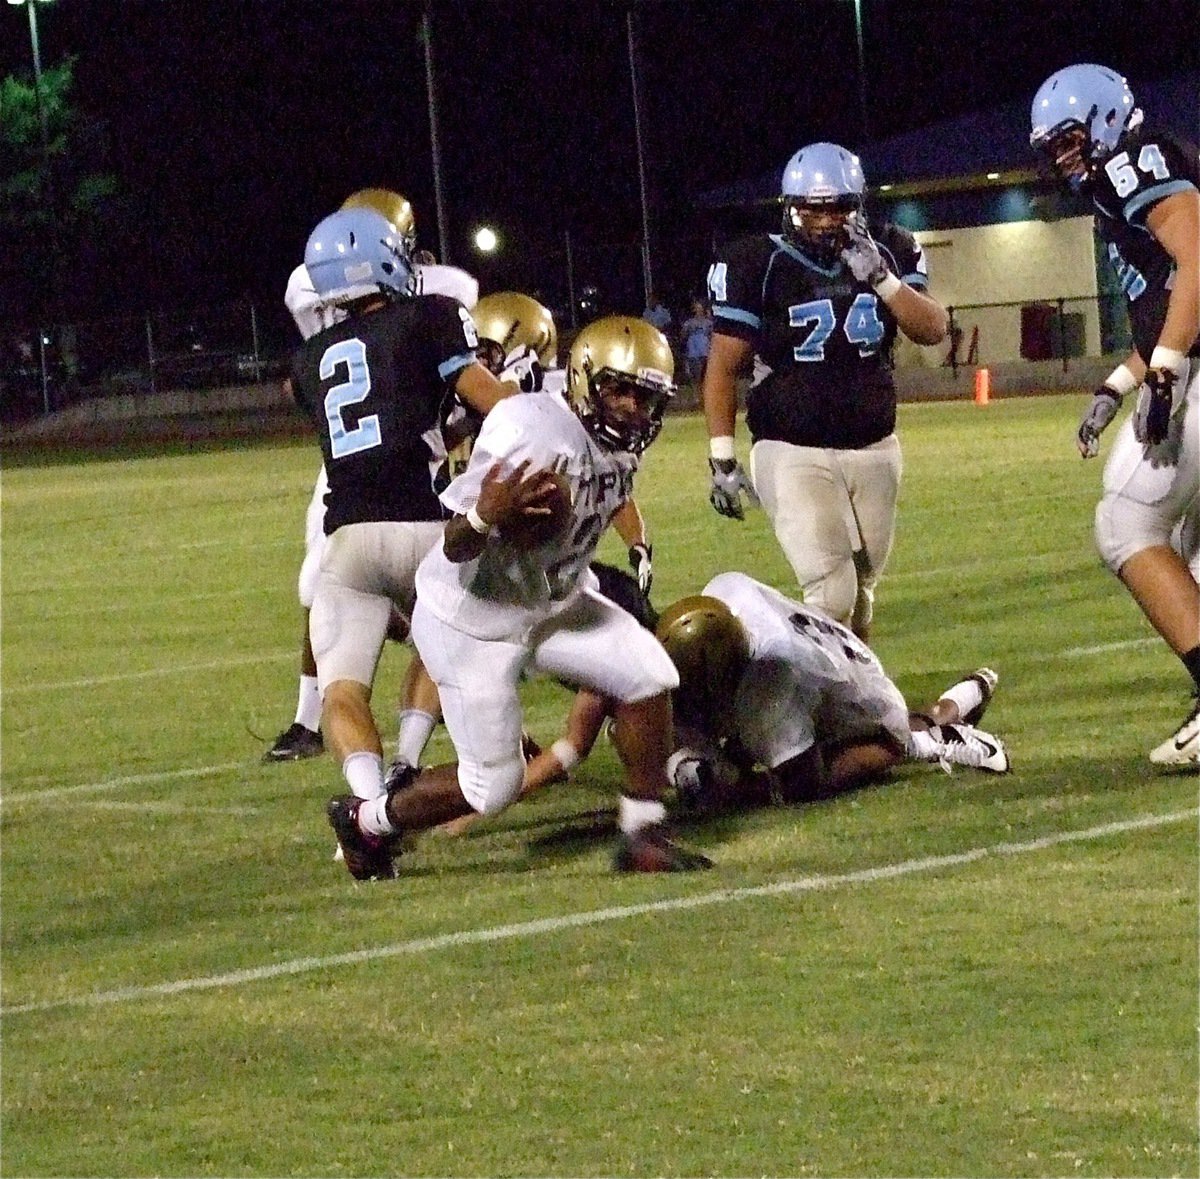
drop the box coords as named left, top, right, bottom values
left=5, top=0, right=1198, bottom=316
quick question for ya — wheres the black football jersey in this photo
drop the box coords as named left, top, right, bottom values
left=708, top=225, right=930, bottom=449
left=1090, top=124, right=1200, bottom=363
left=290, top=294, right=477, bottom=533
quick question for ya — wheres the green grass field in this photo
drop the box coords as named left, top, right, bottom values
left=2, top=396, right=1197, bottom=1178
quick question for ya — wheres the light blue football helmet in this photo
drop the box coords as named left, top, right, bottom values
left=780, top=142, right=867, bottom=264
left=1030, top=64, right=1137, bottom=189
left=304, top=207, right=415, bottom=304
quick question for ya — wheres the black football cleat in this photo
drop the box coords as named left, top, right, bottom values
left=940, top=668, right=998, bottom=727
left=326, top=796, right=397, bottom=881
left=383, top=759, right=418, bottom=794
left=263, top=723, right=324, bottom=763
left=612, top=823, right=713, bottom=873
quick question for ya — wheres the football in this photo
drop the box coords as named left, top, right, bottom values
left=499, top=469, right=573, bottom=549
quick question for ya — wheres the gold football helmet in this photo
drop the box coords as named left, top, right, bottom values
left=655, top=595, right=749, bottom=729
left=566, top=316, right=675, bottom=454
left=341, top=188, right=417, bottom=254
left=472, top=292, right=558, bottom=372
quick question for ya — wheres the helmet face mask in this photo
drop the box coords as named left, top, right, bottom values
left=567, top=317, right=675, bottom=455
left=655, top=596, right=750, bottom=733
left=780, top=142, right=866, bottom=266
left=305, top=208, right=416, bottom=305
left=1030, top=64, right=1137, bottom=193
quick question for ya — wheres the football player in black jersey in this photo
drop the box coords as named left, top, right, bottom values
left=702, top=142, right=948, bottom=642
left=289, top=206, right=513, bottom=834
left=1031, top=64, right=1200, bottom=767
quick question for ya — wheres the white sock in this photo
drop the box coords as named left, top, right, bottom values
left=618, top=795, right=666, bottom=835
left=343, top=751, right=384, bottom=800
left=395, top=709, right=437, bottom=767
left=358, top=794, right=397, bottom=836
left=295, top=675, right=322, bottom=732
left=938, top=679, right=983, bottom=721
left=906, top=728, right=941, bottom=763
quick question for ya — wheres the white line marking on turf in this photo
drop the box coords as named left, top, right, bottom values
left=0, top=762, right=249, bottom=805
left=2, top=808, right=1192, bottom=1018
left=1059, top=637, right=1158, bottom=658
left=7, top=651, right=294, bottom=694
left=71, top=800, right=260, bottom=816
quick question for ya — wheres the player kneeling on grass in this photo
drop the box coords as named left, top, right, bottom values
left=326, top=316, right=713, bottom=879
left=655, top=573, right=1009, bottom=813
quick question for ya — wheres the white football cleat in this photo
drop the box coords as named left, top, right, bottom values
left=933, top=722, right=1010, bottom=774
left=1149, top=697, right=1200, bottom=767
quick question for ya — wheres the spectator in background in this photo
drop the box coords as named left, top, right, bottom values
left=642, top=292, right=673, bottom=340
left=679, top=298, right=713, bottom=390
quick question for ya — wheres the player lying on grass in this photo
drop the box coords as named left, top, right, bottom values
left=655, top=572, right=1009, bottom=813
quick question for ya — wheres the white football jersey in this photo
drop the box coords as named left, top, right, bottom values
left=414, top=263, right=479, bottom=310
left=416, top=391, right=638, bottom=640
left=703, top=572, right=910, bottom=768
left=284, top=263, right=345, bottom=341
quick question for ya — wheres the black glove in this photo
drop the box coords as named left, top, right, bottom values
left=1132, top=367, right=1178, bottom=446
left=499, top=344, right=544, bottom=393
left=1076, top=385, right=1124, bottom=459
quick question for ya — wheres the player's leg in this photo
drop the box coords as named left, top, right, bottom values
left=1096, top=370, right=1200, bottom=764
left=265, top=470, right=328, bottom=762
left=839, top=435, right=902, bottom=642
left=531, top=592, right=711, bottom=870
left=750, top=440, right=857, bottom=628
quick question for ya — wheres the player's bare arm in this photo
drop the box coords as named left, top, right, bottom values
left=880, top=281, right=949, bottom=346
left=1146, top=190, right=1200, bottom=357
left=701, top=333, right=753, bottom=440
left=454, top=360, right=516, bottom=418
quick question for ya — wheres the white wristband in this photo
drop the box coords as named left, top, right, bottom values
left=1103, top=364, right=1139, bottom=397
left=550, top=739, right=580, bottom=775
left=1149, top=346, right=1186, bottom=375
left=465, top=505, right=492, bottom=535
left=871, top=271, right=902, bottom=301
left=709, top=435, right=736, bottom=461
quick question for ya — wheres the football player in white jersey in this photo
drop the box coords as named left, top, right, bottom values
left=325, top=317, right=713, bottom=876
left=1031, top=65, right=1200, bottom=767
left=655, top=573, right=1008, bottom=812
left=265, top=188, right=480, bottom=764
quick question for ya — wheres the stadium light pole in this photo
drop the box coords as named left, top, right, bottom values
left=8, top=0, right=51, bottom=166
left=626, top=5, right=655, bottom=304
left=420, top=5, right=451, bottom=265
left=851, top=0, right=869, bottom=143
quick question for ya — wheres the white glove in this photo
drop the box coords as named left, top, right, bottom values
left=628, top=543, right=653, bottom=596
left=708, top=458, right=759, bottom=521
left=499, top=344, right=544, bottom=392
left=840, top=218, right=889, bottom=286
left=1076, top=385, right=1124, bottom=458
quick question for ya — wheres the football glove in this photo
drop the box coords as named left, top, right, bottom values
left=840, top=219, right=889, bottom=286
left=499, top=344, right=544, bottom=392
left=1076, top=385, right=1124, bottom=459
left=708, top=457, right=758, bottom=520
left=1132, top=367, right=1177, bottom=447
left=627, top=543, right=653, bottom=596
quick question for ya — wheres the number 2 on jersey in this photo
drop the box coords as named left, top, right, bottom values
left=321, top=338, right=381, bottom=459
left=790, top=293, right=885, bottom=361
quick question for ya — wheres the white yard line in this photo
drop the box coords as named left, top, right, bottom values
left=0, top=762, right=250, bottom=804
left=2, top=808, right=1192, bottom=1018
left=6, top=650, right=294, bottom=694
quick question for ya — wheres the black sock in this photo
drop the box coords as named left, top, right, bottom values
left=1181, top=645, right=1200, bottom=694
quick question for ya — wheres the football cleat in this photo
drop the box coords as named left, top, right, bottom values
left=1149, top=696, right=1200, bottom=768
left=326, top=796, right=397, bottom=881
left=932, top=723, right=1010, bottom=774
left=263, top=722, right=324, bottom=763
left=612, top=823, right=714, bottom=873
left=939, top=667, right=998, bottom=727
left=383, top=759, right=418, bottom=795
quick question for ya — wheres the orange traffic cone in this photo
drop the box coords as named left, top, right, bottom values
left=974, top=367, right=990, bottom=406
